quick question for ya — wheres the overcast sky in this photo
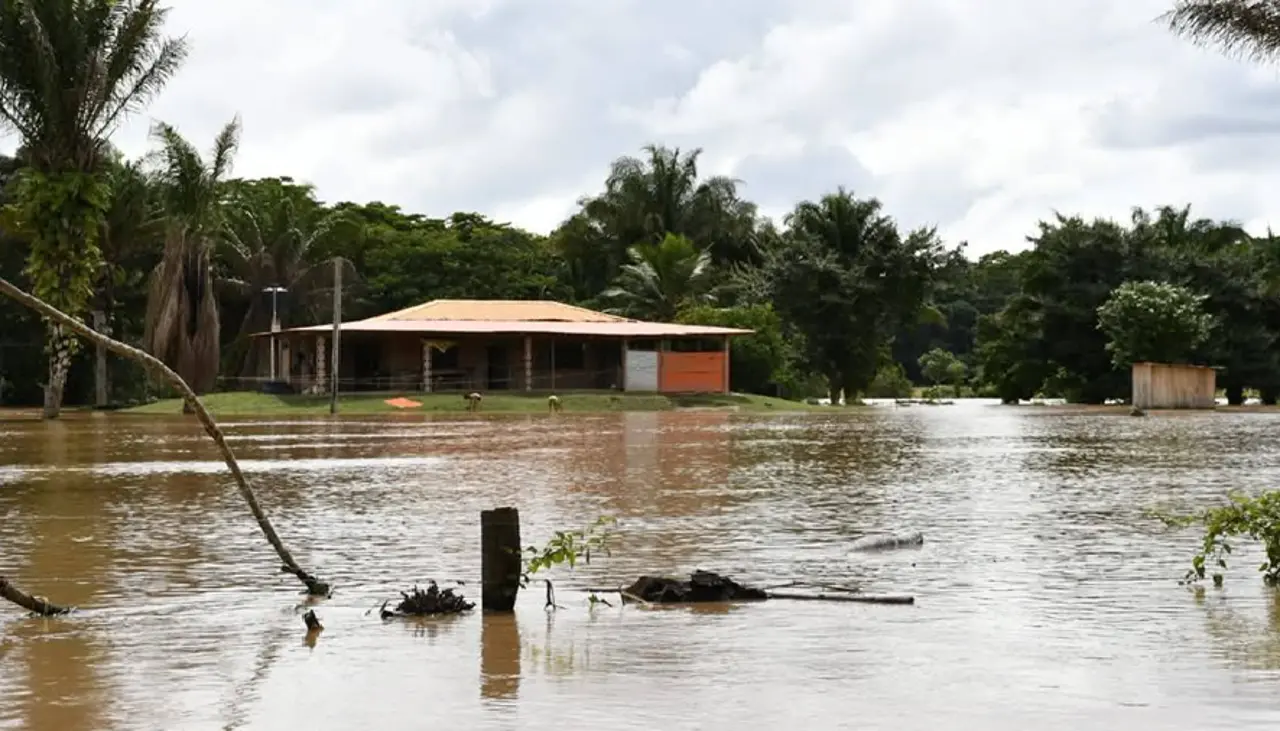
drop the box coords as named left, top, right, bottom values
left=11, top=0, right=1280, bottom=256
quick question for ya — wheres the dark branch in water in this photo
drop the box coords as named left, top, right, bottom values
left=0, top=277, right=330, bottom=597
left=0, top=576, right=73, bottom=616
left=766, top=591, right=914, bottom=605
left=380, top=582, right=475, bottom=618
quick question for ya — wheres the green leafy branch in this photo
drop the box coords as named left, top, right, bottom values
left=1164, top=492, right=1280, bottom=587
left=518, top=516, right=617, bottom=609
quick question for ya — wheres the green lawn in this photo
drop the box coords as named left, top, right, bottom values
left=123, top=390, right=818, bottom=416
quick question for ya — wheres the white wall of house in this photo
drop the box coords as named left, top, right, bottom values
left=625, top=349, right=659, bottom=391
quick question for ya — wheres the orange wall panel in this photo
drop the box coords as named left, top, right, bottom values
left=658, top=352, right=726, bottom=393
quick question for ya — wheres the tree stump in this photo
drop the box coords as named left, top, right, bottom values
left=481, top=508, right=522, bottom=612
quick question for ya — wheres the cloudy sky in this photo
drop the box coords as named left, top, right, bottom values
left=20, top=0, right=1280, bottom=256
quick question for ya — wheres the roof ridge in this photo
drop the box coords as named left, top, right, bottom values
left=364, top=298, right=632, bottom=323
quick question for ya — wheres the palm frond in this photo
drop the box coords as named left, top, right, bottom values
left=1161, top=0, right=1280, bottom=63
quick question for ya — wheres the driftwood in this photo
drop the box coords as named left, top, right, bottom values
left=0, top=576, right=73, bottom=616
left=850, top=531, right=924, bottom=552
left=0, top=277, right=331, bottom=599
left=380, top=582, right=475, bottom=619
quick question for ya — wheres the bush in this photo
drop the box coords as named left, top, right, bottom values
left=865, top=363, right=913, bottom=398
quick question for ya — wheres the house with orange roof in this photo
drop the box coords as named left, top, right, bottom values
left=256, top=299, right=751, bottom=394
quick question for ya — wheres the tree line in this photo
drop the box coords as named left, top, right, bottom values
left=2, top=0, right=1279, bottom=416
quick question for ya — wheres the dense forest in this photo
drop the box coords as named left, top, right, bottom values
left=3, top=0, right=1280, bottom=415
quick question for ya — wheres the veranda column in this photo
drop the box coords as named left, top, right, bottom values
left=523, top=335, right=533, bottom=391
left=315, top=335, right=327, bottom=392
left=722, top=336, right=731, bottom=394
left=422, top=339, right=433, bottom=392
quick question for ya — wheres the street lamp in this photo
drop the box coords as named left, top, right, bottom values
left=264, top=286, right=287, bottom=381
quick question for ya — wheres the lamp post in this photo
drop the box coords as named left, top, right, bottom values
left=264, top=286, right=287, bottom=381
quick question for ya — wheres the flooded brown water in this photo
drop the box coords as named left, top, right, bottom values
left=2, top=402, right=1280, bottom=730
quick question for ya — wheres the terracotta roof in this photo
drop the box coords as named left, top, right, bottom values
left=367, top=299, right=628, bottom=323
left=274, top=319, right=749, bottom=337
left=260, top=299, right=751, bottom=338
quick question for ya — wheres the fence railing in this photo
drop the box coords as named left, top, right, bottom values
left=216, top=366, right=626, bottom=395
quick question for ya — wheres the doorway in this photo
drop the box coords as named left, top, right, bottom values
left=486, top=344, right=510, bottom=389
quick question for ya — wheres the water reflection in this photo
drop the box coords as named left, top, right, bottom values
left=480, top=613, right=521, bottom=701
left=1198, top=588, right=1280, bottom=672
left=10, top=621, right=108, bottom=731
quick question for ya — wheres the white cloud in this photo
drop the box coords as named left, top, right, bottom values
left=3, top=0, right=1279, bottom=256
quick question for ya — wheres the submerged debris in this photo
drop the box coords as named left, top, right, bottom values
left=623, top=570, right=769, bottom=603
left=849, top=531, right=925, bottom=552
left=303, top=609, right=323, bottom=631
left=380, top=581, right=475, bottom=619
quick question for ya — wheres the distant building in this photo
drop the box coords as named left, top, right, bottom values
left=256, top=299, right=751, bottom=394
left=1131, top=362, right=1216, bottom=410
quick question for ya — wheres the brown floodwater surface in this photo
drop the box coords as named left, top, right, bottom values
left=3, top=403, right=1280, bottom=729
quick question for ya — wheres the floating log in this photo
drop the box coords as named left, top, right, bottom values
left=481, top=507, right=522, bottom=612
left=850, top=531, right=924, bottom=552
left=0, top=577, right=72, bottom=616
left=380, top=582, right=475, bottom=619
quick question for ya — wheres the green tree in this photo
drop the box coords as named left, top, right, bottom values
left=1096, top=280, right=1215, bottom=368
left=764, top=189, right=941, bottom=403
left=553, top=145, right=759, bottom=301
left=974, top=298, right=1051, bottom=403
left=217, top=177, right=359, bottom=377
left=360, top=211, right=568, bottom=314
left=0, top=0, right=187, bottom=418
left=601, top=233, right=715, bottom=321
left=1162, top=1, right=1280, bottom=63
left=918, top=347, right=966, bottom=395
left=143, top=118, right=240, bottom=395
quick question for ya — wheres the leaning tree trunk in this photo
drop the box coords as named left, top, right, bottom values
left=0, top=276, right=331, bottom=606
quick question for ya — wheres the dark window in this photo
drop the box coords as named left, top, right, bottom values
left=431, top=345, right=459, bottom=370
left=628, top=339, right=659, bottom=352
left=668, top=338, right=721, bottom=353
left=554, top=341, right=585, bottom=369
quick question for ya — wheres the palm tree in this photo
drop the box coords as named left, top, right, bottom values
left=556, top=145, right=759, bottom=300
left=1161, top=1, right=1280, bottom=62
left=600, top=233, right=716, bottom=321
left=93, top=153, right=163, bottom=403
left=143, top=118, right=240, bottom=396
left=0, top=0, right=187, bottom=418
left=217, top=177, right=358, bottom=377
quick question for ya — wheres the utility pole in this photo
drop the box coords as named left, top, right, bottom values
left=329, top=259, right=341, bottom=414
left=264, top=286, right=287, bottom=381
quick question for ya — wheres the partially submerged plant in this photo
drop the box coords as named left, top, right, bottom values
left=1154, top=492, right=1280, bottom=587
left=380, top=581, right=474, bottom=618
left=520, top=516, right=616, bottom=609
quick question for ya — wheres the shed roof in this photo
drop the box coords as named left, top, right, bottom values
left=262, top=299, right=751, bottom=338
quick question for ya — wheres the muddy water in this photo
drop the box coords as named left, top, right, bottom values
left=2, top=403, right=1280, bottom=730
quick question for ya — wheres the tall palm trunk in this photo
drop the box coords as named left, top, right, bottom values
left=145, top=230, right=220, bottom=395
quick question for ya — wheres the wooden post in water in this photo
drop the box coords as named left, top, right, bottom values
left=481, top=507, right=522, bottom=612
